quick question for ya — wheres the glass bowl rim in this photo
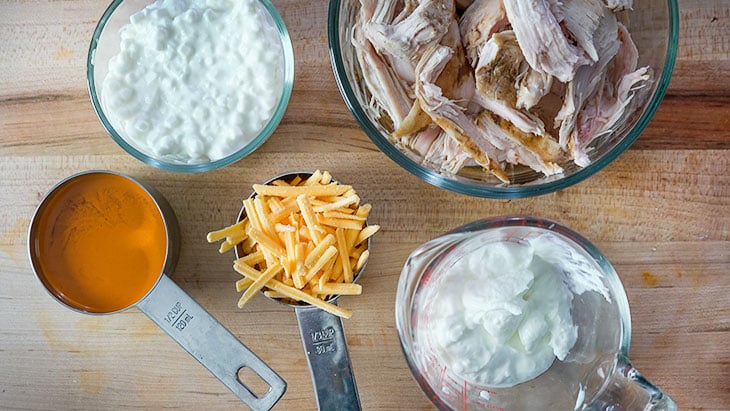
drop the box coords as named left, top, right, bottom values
left=327, top=0, right=679, bottom=198
left=87, top=0, right=295, bottom=173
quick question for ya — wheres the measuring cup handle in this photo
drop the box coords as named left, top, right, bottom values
left=136, top=275, right=286, bottom=411
left=295, top=305, right=361, bottom=411
left=587, top=355, right=676, bottom=410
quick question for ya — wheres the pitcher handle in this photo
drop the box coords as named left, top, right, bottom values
left=586, top=355, right=676, bottom=410
left=137, top=274, right=287, bottom=411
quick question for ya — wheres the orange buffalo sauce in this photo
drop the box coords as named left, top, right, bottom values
left=31, top=173, right=168, bottom=313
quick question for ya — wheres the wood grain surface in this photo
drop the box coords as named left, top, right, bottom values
left=1, top=1, right=728, bottom=410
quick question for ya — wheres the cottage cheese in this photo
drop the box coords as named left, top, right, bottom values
left=101, top=0, right=285, bottom=164
left=422, top=232, right=609, bottom=388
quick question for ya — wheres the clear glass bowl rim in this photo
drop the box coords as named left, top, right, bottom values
left=87, top=0, right=295, bottom=173
left=327, top=0, right=679, bottom=198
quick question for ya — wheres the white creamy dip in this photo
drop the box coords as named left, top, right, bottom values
left=423, top=232, right=608, bottom=388
left=101, top=0, right=285, bottom=164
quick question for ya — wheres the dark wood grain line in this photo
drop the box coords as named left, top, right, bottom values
left=0, top=93, right=80, bottom=105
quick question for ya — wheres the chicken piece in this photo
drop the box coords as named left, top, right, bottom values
left=474, top=110, right=563, bottom=176
left=425, top=129, right=480, bottom=174
left=400, top=123, right=481, bottom=178
left=570, top=23, right=649, bottom=166
left=358, top=0, right=398, bottom=24
left=472, top=92, right=548, bottom=138
left=516, top=65, right=553, bottom=110
left=353, top=21, right=413, bottom=131
left=392, top=0, right=418, bottom=24
left=418, top=43, right=563, bottom=179
left=415, top=45, right=509, bottom=181
left=551, top=0, right=604, bottom=63
left=474, top=29, right=553, bottom=111
left=502, top=0, right=590, bottom=82
left=364, top=0, right=454, bottom=84
left=359, top=0, right=416, bottom=88
left=556, top=7, right=620, bottom=149
left=406, top=124, right=442, bottom=155
left=459, top=0, right=509, bottom=67
left=396, top=19, right=474, bottom=137
left=465, top=30, right=563, bottom=175
left=471, top=30, right=550, bottom=136
left=436, top=20, right=476, bottom=103
left=455, top=0, right=476, bottom=11
left=603, top=0, right=633, bottom=11
left=396, top=99, right=433, bottom=136
left=575, top=67, right=648, bottom=155
left=474, top=30, right=521, bottom=104
left=608, top=22, right=639, bottom=86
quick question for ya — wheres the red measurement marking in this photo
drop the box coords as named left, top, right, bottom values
left=474, top=401, right=504, bottom=411
left=463, top=379, right=468, bottom=411
left=504, top=230, right=515, bottom=242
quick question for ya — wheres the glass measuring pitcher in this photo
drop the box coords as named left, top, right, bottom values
left=395, top=216, right=676, bottom=410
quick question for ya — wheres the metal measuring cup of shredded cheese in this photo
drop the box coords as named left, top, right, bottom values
left=28, top=170, right=286, bottom=411
left=235, top=171, right=366, bottom=411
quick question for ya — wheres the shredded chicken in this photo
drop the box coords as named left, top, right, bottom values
left=416, top=45, right=509, bottom=181
left=424, top=129, right=479, bottom=174
left=459, top=0, right=509, bottom=66
left=603, top=0, right=633, bottom=11
left=570, top=23, right=650, bottom=165
left=516, top=65, right=553, bottom=110
left=408, top=124, right=441, bottom=155
left=556, top=6, right=620, bottom=149
left=502, top=0, right=590, bottom=82
left=358, top=0, right=398, bottom=23
left=353, top=22, right=412, bottom=130
left=473, top=30, right=550, bottom=136
left=351, top=0, right=650, bottom=182
left=474, top=110, right=563, bottom=176
left=364, top=0, right=454, bottom=84
left=552, top=0, right=605, bottom=63
left=396, top=20, right=474, bottom=137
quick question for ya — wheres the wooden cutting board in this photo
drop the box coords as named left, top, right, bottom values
left=0, top=1, right=728, bottom=410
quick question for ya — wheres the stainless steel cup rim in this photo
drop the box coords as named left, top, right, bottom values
left=27, top=169, right=181, bottom=315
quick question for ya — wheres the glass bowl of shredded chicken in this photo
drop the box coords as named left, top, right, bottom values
left=329, top=0, right=678, bottom=198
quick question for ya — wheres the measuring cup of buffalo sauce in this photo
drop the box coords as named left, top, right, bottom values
left=28, top=171, right=286, bottom=411
left=396, top=216, right=677, bottom=411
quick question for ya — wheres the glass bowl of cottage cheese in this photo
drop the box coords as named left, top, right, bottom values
left=88, top=0, right=294, bottom=172
left=395, top=216, right=676, bottom=410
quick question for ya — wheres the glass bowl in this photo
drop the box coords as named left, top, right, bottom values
left=395, top=216, right=676, bottom=410
left=87, top=0, right=294, bottom=173
left=328, top=0, right=678, bottom=198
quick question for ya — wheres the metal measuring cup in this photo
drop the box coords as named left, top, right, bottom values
left=235, top=171, right=365, bottom=411
left=28, top=170, right=286, bottom=411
